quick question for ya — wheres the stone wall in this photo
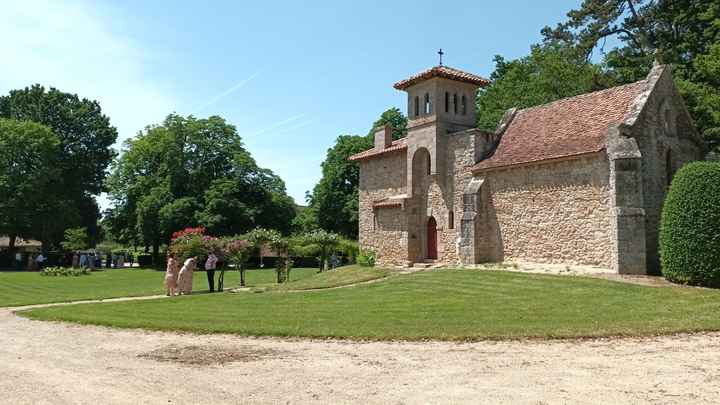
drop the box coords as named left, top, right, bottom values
left=357, top=150, right=409, bottom=266
left=622, top=66, right=706, bottom=274
left=479, top=154, right=613, bottom=267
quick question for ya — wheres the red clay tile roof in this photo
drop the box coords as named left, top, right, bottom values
left=348, top=138, right=408, bottom=161
left=394, top=65, right=490, bottom=90
left=472, top=80, right=648, bottom=171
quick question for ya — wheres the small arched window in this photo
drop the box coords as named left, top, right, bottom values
left=666, top=149, right=674, bottom=187
left=453, top=94, right=458, bottom=114
left=426, top=153, right=431, bottom=175
left=444, top=92, right=449, bottom=113
left=448, top=210, right=454, bottom=229
left=461, top=95, right=467, bottom=115
left=414, top=96, right=420, bottom=117
left=424, top=93, right=431, bottom=115
left=664, top=108, right=673, bottom=135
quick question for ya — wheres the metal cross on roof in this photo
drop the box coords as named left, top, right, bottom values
left=438, top=48, right=444, bottom=66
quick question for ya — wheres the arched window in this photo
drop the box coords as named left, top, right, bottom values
left=424, top=93, right=431, bottom=115
left=461, top=95, right=467, bottom=115
left=661, top=101, right=676, bottom=137
left=666, top=149, right=674, bottom=187
left=426, top=153, right=431, bottom=175
left=453, top=94, right=458, bottom=114
left=445, top=92, right=449, bottom=113
left=448, top=210, right=454, bottom=229
left=414, top=96, right=420, bottom=117
left=664, top=108, right=673, bottom=134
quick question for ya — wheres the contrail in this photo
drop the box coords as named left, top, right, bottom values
left=251, top=114, right=305, bottom=136
left=195, top=71, right=260, bottom=112
left=276, top=120, right=313, bottom=134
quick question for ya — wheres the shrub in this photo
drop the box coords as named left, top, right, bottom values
left=40, top=266, right=91, bottom=277
left=660, top=162, right=720, bottom=287
left=357, top=249, right=376, bottom=267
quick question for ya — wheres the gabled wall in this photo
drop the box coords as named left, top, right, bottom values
left=620, top=65, right=706, bottom=274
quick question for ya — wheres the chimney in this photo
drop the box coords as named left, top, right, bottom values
left=374, top=124, right=393, bottom=149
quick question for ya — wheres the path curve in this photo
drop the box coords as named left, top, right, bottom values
left=2, top=295, right=720, bottom=404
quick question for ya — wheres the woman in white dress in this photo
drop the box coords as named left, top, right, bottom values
left=177, top=257, right=197, bottom=295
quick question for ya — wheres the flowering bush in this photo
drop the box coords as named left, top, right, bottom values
left=169, top=227, right=221, bottom=260
left=222, top=237, right=253, bottom=286
left=40, top=266, right=91, bottom=277
left=171, top=227, right=206, bottom=241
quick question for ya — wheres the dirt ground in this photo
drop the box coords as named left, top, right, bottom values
left=2, top=303, right=720, bottom=404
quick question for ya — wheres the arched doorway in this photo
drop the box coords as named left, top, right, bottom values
left=427, top=216, right=438, bottom=260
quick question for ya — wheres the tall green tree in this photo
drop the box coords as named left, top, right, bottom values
left=0, top=119, right=60, bottom=251
left=0, top=85, right=118, bottom=246
left=368, top=107, right=408, bottom=140
left=476, top=44, right=614, bottom=131
left=107, top=114, right=296, bottom=259
left=541, top=0, right=720, bottom=151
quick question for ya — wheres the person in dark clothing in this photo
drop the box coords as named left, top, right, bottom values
left=204, top=253, right=218, bottom=292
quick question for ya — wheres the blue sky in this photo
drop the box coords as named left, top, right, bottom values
left=0, top=0, right=580, bottom=206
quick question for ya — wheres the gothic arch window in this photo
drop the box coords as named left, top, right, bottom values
left=445, top=92, right=449, bottom=113
left=426, top=153, right=431, bottom=175
left=461, top=95, right=467, bottom=115
left=414, top=96, right=420, bottom=117
left=424, top=93, right=431, bottom=115
left=661, top=100, right=676, bottom=137
left=448, top=210, right=454, bottom=229
left=453, top=93, right=458, bottom=114
left=664, top=108, right=674, bottom=134
left=666, top=149, right=674, bottom=187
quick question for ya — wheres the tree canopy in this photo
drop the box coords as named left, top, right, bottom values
left=0, top=85, right=118, bottom=247
left=540, top=0, right=720, bottom=151
left=107, top=114, right=295, bottom=258
left=476, top=44, right=615, bottom=132
left=0, top=118, right=60, bottom=249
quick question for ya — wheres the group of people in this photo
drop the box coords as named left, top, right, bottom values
left=164, top=252, right=219, bottom=296
left=12, top=251, right=135, bottom=271
left=14, top=252, right=47, bottom=270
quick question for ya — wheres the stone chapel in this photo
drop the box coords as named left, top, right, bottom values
left=350, top=62, right=705, bottom=274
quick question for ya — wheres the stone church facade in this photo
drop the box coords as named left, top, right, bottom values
left=350, top=63, right=705, bottom=274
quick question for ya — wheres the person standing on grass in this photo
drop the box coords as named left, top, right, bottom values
left=205, top=252, right=218, bottom=293
left=14, top=251, right=22, bottom=271
left=72, top=252, right=79, bottom=268
left=35, top=253, right=46, bottom=270
left=164, top=253, right=180, bottom=296
left=177, top=256, right=197, bottom=295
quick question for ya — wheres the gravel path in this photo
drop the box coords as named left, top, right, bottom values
left=3, top=299, right=720, bottom=404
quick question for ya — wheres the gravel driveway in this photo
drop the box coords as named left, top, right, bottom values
left=2, top=302, right=720, bottom=404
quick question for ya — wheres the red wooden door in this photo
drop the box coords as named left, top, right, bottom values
left=427, top=217, right=437, bottom=260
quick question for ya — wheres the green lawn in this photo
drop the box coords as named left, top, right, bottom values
left=20, top=268, right=720, bottom=340
left=260, top=265, right=391, bottom=291
left=0, top=267, right=317, bottom=307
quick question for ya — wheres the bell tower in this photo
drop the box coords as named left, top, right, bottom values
left=393, top=55, right=489, bottom=179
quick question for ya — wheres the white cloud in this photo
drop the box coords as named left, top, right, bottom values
left=0, top=0, right=174, bottom=145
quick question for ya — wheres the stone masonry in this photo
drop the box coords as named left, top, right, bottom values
left=350, top=63, right=705, bottom=274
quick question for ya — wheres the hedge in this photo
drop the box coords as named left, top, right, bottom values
left=660, top=162, right=720, bottom=287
